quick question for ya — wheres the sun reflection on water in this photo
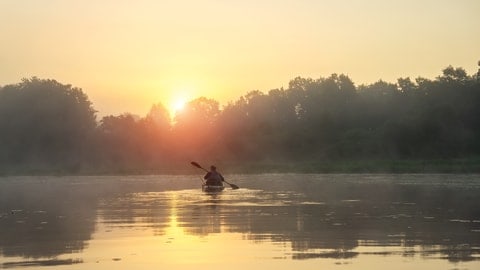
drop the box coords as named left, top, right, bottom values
left=2, top=175, right=479, bottom=270
left=83, top=190, right=300, bottom=269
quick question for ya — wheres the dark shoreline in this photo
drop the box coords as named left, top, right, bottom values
left=1, top=158, right=480, bottom=176
left=226, top=158, right=480, bottom=174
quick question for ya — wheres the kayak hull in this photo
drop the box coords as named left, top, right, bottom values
left=202, top=185, right=225, bottom=192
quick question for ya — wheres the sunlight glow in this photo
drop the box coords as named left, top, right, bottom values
left=1, top=2, right=479, bottom=116
left=172, top=98, right=186, bottom=112
left=167, top=83, right=196, bottom=117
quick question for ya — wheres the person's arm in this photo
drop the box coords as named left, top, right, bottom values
left=204, top=172, right=211, bottom=180
left=220, top=174, right=225, bottom=181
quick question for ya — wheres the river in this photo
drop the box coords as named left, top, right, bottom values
left=0, top=174, right=479, bottom=269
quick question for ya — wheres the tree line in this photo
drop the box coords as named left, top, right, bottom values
left=1, top=64, right=480, bottom=174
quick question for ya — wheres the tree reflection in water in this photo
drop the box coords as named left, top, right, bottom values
left=1, top=174, right=479, bottom=267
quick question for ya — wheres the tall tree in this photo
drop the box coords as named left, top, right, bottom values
left=0, top=77, right=96, bottom=172
left=172, top=97, right=221, bottom=161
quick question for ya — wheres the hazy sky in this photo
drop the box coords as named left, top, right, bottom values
left=1, top=0, right=479, bottom=117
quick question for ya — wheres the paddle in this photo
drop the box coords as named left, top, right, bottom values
left=190, top=161, right=239, bottom=190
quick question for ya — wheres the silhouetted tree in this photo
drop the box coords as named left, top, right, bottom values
left=94, top=103, right=173, bottom=172
left=172, top=97, right=221, bottom=162
left=2, top=63, right=480, bottom=174
left=0, top=77, right=96, bottom=172
left=96, top=114, right=140, bottom=170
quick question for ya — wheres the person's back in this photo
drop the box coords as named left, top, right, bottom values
left=204, top=166, right=224, bottom=186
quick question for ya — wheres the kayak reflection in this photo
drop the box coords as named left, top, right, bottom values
left=1, top=174, right=479, bottom=265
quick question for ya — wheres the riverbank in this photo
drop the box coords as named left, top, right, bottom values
left=225, top=158, right=480, bottom=174
left=2, top=158, right=480, bottom=176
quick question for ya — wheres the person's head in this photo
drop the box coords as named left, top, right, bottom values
left=210, top=165, right=217, bottom=171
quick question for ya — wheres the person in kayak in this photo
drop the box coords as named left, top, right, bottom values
left=204, top=165, right=224, bottom=186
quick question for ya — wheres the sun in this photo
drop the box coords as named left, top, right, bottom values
left=167, top=83, right=196, bottom=118
left=172, top=98, right=186, bottom=112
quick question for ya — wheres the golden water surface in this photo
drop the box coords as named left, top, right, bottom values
left=1, top=174, right=479, bottom=269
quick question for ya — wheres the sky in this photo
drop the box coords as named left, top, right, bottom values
left=1, top=0, right=479, bottom=117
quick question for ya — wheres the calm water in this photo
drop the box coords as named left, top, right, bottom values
left=0, top=174, right=479, bottom=269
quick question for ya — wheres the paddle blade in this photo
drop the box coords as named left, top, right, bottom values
left=224, top=181, right=239, bottom=190
left=190, top=161, right=202, bottom=169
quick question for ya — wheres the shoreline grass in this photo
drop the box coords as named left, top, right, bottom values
left=225, top=158, right=480, bottom=174
left=1, top=158, right=480, bottom=176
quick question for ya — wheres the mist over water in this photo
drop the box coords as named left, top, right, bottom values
left=1, top=174, right=479, bottom=269
left=2, top=69, right=480, bottom=175
left=2, top=3, right=479, bottom=269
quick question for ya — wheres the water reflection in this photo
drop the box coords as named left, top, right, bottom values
left=0, top=177, right=96, bottom=259
left=96, top=175, right=480, bottom=264
left=1, top=174, right=480, bottom=268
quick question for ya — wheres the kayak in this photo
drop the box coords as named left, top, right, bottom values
left=202, top=184, right=225, bottom=192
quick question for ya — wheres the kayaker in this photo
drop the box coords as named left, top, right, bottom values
left=204, top=165, right=224, bottom=186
